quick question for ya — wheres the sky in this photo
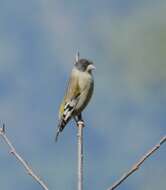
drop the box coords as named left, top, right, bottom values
left=0, top=0, right=166, bottom=190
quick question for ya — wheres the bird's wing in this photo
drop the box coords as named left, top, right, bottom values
left=65, top=70, right=81, bottom=101
left=59, top=70, right=81, bottom=120
left=56, top=71, right=81, bottom=141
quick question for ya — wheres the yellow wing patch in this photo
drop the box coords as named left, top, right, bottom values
left=59, top=100, right=65, bottom=118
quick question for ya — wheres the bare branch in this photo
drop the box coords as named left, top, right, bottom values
left=77, top=121, right=84, bottom=190
left=75, top=51, right=80, bottom=63
left=0, top=124, right=49, bottom=190
left=107, top=135, right=166, bottom=190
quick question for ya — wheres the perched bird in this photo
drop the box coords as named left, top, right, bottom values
left=55, top=58, right=95, bottom=141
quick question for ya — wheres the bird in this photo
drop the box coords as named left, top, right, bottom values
left=55, top=57, right=95, bottom=142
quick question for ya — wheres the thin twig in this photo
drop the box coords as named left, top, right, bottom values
left=75, top=51, right=80, bottom=63
left=77, top=121, right=84, bottom=190
left=75, top=51, right=84, bottom=190
left=0, top=124, right=49, bottom=190
left=107, top=135, right=166, bottom=190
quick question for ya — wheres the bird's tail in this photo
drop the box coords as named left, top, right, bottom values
left=55, top=119, right=67, bottom=142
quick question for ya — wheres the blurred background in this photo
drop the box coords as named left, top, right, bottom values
left=0, top=0, right=166, bottom=190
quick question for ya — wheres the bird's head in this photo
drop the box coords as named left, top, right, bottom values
left=75, top=59, right=95, bottom=73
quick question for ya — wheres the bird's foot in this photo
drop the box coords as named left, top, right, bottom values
left=74, top=114, right=85, bottom=127
left=77, top=120, right=84, bottom=127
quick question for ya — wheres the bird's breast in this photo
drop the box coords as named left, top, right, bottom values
left=74, top=72, right=94, bottom=114
left=78, top=72, right=93, bottom=90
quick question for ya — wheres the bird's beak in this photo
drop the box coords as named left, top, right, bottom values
left=87, top=64, right=96, bottom=71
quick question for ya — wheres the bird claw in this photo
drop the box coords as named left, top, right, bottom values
left=77, top=120, right=85, bottom=127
